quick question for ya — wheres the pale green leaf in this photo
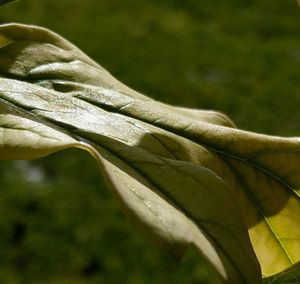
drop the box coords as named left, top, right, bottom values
left=0, top=23, right=299, bottom=283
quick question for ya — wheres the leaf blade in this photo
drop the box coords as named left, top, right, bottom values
left=1, top=23, right=299, bottom=283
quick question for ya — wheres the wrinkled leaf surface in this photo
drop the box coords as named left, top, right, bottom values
left=0, top=24, right=299, bottom=284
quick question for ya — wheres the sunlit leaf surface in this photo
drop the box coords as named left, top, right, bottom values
left=0, top=24, right=299, bottom=284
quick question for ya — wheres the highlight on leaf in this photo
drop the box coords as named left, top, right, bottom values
left=0, top=21, right=299, bottom=284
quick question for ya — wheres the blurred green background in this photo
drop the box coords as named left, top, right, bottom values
left=0, top=0, right=300, bottom=283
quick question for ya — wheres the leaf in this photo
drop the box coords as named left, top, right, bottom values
left=0, top=23, right=299, bottom=283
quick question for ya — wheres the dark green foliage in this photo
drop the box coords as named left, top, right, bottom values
left=0, top=0, right=299, bottom=283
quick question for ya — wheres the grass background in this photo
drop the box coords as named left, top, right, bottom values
left=0, top=0, right=300, bottom=283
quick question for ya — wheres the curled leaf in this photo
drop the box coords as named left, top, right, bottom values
left=0, top=23, right=299, bottom=283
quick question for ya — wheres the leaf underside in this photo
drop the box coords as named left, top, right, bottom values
left=0, top=23, right=299, bottom=284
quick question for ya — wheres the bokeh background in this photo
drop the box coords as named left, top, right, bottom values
left=0, top=0, right=300, bottom=283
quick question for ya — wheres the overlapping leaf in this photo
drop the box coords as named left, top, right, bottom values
left=0, top=24, right=299, bottom=283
